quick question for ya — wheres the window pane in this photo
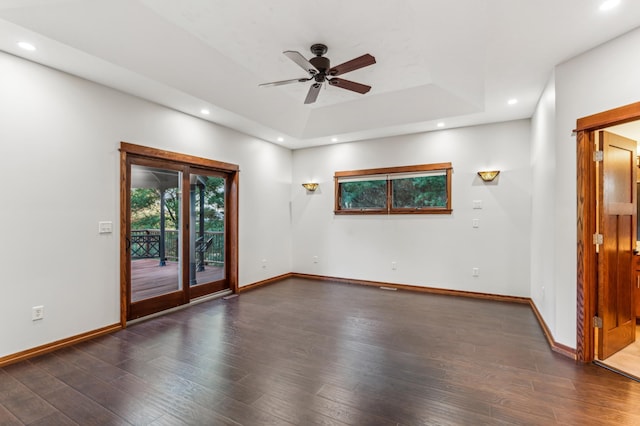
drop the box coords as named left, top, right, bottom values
left=339, top=180, right=387, bottom=209
left=190, top=175, right=225, bottom=287
left=392, top=175, right=447, bottom=208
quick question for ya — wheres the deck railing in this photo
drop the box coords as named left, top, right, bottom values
left=131, top=229, right=224, bottom=266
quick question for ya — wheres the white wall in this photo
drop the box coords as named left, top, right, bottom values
left=0, top=51, right=292, bottom=358
left=530, top=72, right=557, bottom=337
left=539, top=26, right=640, bottom=348
left=292, top=120, right=532, bottom=297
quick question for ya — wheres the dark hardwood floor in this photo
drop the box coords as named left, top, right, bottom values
left=2, top=278, right=640, bottom=425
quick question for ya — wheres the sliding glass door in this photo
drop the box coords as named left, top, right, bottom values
left=121, top=144, right=238, bottom=322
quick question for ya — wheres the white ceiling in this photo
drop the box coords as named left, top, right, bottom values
left=1, top=0, right=640, bottom=149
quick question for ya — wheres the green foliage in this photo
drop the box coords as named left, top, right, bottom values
left=194, top=176, right=225, bottom=232
left=392, top=175, right=447, bottom=208
left=338, top=175, right=447, bottom=211
left=339, top=180, right=386, bottom=209
left=130, top=176, right=225, bottom=231
left=130, top=188, right=162, bottom=230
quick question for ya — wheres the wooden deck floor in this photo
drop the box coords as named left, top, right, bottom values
left=2, top=278, right=640, bottom=425
left=131, top=258, right=223, bottom=302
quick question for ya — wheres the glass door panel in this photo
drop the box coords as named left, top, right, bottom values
left=189, top=172, right=227, bottom=298
left=123, top=152, right=235, bottom=321
left=129, top=163, right=182, bottom=306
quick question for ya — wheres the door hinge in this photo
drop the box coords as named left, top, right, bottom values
left=593, top=316, right=603, bottom=328
left=593, top=151, right=604, bottom=162
left=593, top=233, right=603, bottom=245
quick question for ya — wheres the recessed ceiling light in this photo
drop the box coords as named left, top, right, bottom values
left=331, top=137, right=338, bottom=142
left=600, top=0, right=620, bottom=11
left=277, top=137, right=284, bottom=142
left=17, top=41, right=36, bottom=51
left=437, top=122, right=445, bottom=128
left=200, top=109, right=210, bottom=115
left=507, top=98, right=518, bottom=105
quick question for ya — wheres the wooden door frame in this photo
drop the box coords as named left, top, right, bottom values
left=576, top=101, right=640, bottom=362
left=119, top=142, right=239, bottom=327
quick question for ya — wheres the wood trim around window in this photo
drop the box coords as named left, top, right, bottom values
left=334, top=162, right=453, bottom=215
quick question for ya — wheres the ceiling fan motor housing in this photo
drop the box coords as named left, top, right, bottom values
left=310, top=56, right=330, bottom=74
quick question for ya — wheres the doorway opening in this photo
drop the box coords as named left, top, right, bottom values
left=576, top=102, right=640, bottom=365
left=120, top=143, right=239, bottom=323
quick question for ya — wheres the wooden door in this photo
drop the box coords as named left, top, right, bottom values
left=634, top=256, right=640, bottom=318
left=597, top=130, right=637, bottom=359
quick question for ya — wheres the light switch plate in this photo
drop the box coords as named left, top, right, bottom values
left=98, top=221, right=113, bottom=234
left=473, top=200, right=483, bottom=209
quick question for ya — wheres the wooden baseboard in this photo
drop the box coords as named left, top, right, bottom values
left=238, top=273, right=294, bottom=293
left=528, top=300, right=576, bottom=360
left=0, top=323, right=122, bottom=368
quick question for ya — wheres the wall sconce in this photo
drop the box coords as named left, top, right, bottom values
left=302, top=182, right=319, bottom=192
left=477, top=171, right=500, bottom=182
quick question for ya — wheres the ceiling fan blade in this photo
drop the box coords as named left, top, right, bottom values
left=328, top=78, right=371, bottom=94
left=259, top=77, right=309, bottom=87
left=283, top=50, right=318, bottom=75
left=304, top=83, right=322, bottom=104
left=329, top=54, right=376, bottom=76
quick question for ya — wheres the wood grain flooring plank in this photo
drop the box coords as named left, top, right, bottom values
left=147, top=355, right=260, bottom=404
left=0, top=369, right=58, bottom=424
left=26, top=411, right=78, bottom=426
left=0, top=403, right=23, bottom=426
left=35, top=386, right=127, bottom=426
left=250, top=393, right=349, bottom=426
left=109, top=373, right=241, bottom=426
left=52, top=346, right=129, bottom=384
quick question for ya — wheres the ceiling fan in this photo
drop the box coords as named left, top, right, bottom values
left=259, top=43, right=376, bottom=104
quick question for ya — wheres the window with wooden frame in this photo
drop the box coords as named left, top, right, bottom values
left=334, top=163, right=452, bottom=215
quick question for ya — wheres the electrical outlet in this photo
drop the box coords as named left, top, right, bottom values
left=391, top=261, right=397, bottom=270
left=472, top=268, right=479, bottom=277
left=313, top=256, right=319, bottom=264
left=32, top=305, right=44, bottom=321
left=472, top=219, right=480, bottom=228
left=261, top=259, right=267, bottom=269
left=473, top=200, right=483, bottom=209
